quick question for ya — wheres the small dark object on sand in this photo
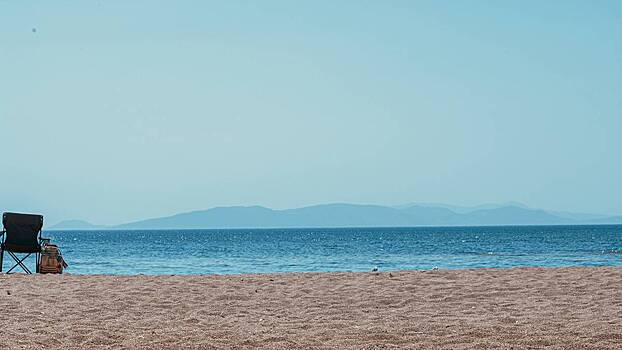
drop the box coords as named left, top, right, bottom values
left=6, top=290, right=11, bottom=295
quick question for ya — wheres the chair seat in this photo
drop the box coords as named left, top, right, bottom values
left=1, top=243, right=41, bottom=253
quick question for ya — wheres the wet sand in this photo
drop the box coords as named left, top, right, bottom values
left=1, top=266, right=621, bottom=349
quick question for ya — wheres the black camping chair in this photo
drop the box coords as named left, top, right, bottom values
left=0, top=212, right=50, bottom=274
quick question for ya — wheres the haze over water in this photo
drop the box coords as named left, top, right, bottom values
left=33, top=225, right=622, bottom=275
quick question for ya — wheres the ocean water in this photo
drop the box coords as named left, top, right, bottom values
left=6, top=225, right=622, bottom=275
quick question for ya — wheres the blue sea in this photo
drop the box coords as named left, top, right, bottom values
left=7, top=225, right=622, bottom=275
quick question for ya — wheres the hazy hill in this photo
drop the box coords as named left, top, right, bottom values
left=116, top=206, right=279, bottom=229
left=49, top=219, right=106, bottom=230
left=49, top=203, right=622, bottom=230
left=394, top=201, right=530, bottom=214
left=454, top=206, right=571, bottom=225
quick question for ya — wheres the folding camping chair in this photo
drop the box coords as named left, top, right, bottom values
left=0, top=212, right=50, bottom=274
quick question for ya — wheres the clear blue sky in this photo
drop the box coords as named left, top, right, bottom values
left=1, top=1, right=621, bottom=225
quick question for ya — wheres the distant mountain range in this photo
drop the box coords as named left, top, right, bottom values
left=48, top=203, right=622, bottom=230
left=49, top=219, right=107, bottom=230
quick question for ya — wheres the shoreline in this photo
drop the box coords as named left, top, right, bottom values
left=37, top=263, right=622, bottom=277
left=2, top=266, right=621, bottom=349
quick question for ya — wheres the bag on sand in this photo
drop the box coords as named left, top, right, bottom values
left=39, top=244, right=68, bottom=274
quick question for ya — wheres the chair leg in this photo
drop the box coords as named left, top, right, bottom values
left=6, top=252, right=32, bottom=274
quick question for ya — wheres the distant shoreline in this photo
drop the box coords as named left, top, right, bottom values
left=45, top=222, right=622, bottom=231
left=49, top=203, right=622, bottom=230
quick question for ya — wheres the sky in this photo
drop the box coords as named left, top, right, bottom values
left=1, top=1, right=621, bottom=226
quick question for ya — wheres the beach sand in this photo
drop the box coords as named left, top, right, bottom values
left=1, top=266, right=621, bottom=349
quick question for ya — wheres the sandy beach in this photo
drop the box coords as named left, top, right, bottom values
left=1, top=266, right=621, bottom=349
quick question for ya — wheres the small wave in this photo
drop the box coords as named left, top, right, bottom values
left=603, top=249, right=622, bottom=255
left=459, top=251, right=498, bottom=256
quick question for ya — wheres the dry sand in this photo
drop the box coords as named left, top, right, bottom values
left=1, top=266, right=621, bottom=349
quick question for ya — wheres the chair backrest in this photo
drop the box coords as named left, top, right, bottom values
left=2, top=212, right=43, bottom=248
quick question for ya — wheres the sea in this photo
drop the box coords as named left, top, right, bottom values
left=9, top=225, right=622, bottom=275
